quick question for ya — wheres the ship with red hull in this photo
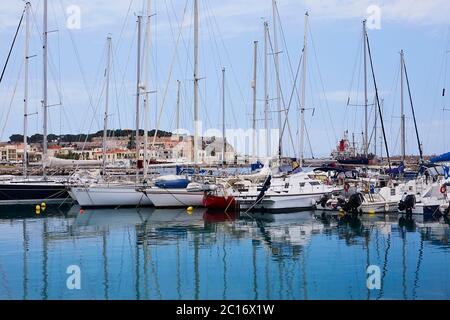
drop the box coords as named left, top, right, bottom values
left=203, top=193, right=238, bottom=212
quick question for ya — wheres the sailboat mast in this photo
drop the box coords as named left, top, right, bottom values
left=264, top=20, right=269, bottom=158
left=135, top=15, right=142, bottom=170
left=143, top=0, right=151, bottom=179
left=42, top=0, right=48, bottom=177
left=252, top=41, right=258, bottom=160
left=363, top=20, right=368, bottom=157
left=400, top=49, right=406, bottom=162
left=176, top=80, right=181, bottom=139
left=272, top=0, right=281, bottom=155
left=193, top=0, right=199, bottom=164
left=102, top=36, right=112, bottom=175
left=222, top=67, right=226, bottom=165
left=374, top=97, right=377, bottom=156
left=300, top=12, right=308, bottom=167
left=23, top=2, right=31, bottom=177
left=403, top=59, right=424, bottom=162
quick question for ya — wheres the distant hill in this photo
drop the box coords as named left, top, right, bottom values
left=8, top=129, right=172, bottom=144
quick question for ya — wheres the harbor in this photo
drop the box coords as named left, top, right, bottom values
left=0, top=0, right=450, bottom=302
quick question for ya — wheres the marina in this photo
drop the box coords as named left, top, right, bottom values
left=0, top=0, right=450, bottom=302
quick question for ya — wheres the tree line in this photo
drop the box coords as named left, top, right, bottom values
left=9, top=129, right=172, bottom=144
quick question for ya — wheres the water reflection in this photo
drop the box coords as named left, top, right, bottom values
left=0, top=205, right=449, bottom=300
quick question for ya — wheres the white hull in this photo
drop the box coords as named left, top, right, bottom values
left=411, top=203, right=441, bottom=215
left=360, top=201, right=398, bottom=214
left=237, top=193, right=324, bottom=212
left=71, top=185, right=153, bottom=207
left=143, top=188, right=204, bottom=208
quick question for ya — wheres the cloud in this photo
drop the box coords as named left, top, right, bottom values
left=302, top=0, right=450, bottom=25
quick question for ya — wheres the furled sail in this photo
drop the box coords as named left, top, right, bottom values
left=45, top=156, right=102, bottom=168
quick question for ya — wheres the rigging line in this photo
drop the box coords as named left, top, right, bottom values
left=167, top=0, right=194, bottom=126
left=112, top=23, right=137, bottom=131
left=345, top=27, right=364, bottom=129
left=0, top=5, right=25, bottom=86
left=388, top=61, right=400, bottom=144
left=202, top=1, right=238, bottom=127
left=111, top=50, right=122, bottom=130
left=73, top=46, right=109, bottom=173
left=276, top=4, right=301, bottom=109
left=199, top=11, right=212, bottom=131
left=0, top=59, right=24, bottom=141
left=73, top=42, right=108, bottom=142
left=403, top=60, right=423, bottom=161
left=198, top=4, right=213, bottom=131
left=304, top=123, right=314, bottom=159
left=205, top=0, right=248, bottom=111
left=352, top=50, right=363, bottom=137
left=169, top=0, right=194, bottom=75
left=266, top=28, right=298, bottom=157
left=113, top=0, right=135, bottom=59
left=209, top=22, right=239, bottom=131
left=151, top=0, right=189, bottom=149
left=306, top=49, right=333, bottom=151
left=0, top=48, right=21, bottom=126
left=57, top=0, right=102, bottom=131
left=279, top=52, right=303, bottom=159
left=29, top=6, right=65, bottom=111
left=366, top=35, right=391, bottom=169
left=308, top=24, right=337, bottom=142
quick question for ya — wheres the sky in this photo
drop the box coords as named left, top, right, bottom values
left=0, top=0, right=449, bottom=158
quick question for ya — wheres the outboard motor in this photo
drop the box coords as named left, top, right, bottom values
left=317, top=194, right=330, bottom=208
left=398, top=194, right=416, bottom=215
left=343, top=193, right=364, bottom=215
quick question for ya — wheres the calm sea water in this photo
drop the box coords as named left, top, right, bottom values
left=0, top=205, right=449, bottom=300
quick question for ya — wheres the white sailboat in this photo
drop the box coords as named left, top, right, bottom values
left=70, top=4, right=154, bottom=208
left=136, top=0, right=206, bottom=209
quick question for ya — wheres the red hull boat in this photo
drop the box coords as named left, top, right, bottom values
left=203, top=194, right=237, bottom=211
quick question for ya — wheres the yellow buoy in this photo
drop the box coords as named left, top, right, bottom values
left=41, top=202, right=46, bottom=211
left=368, top=210, right=375, bottom=215
left=187, top=206, right=194, bottom=214
left=35, top=205, right=41, bottom=215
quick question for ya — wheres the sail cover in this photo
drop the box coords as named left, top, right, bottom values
left=430, top=152, right=450, bottom=163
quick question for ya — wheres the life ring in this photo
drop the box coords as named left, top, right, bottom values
left=344, top=183, right=350, bottom=192
left=440, top=185, right=447, bottom=194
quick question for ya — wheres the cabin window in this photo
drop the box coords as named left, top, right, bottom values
left=391, top=189, right=396, bottom=196
left=299, top=183, right=305, bottom=188
left=284, top=183, right=290, bottom=189
left=310, top=181, right=320, bottom=186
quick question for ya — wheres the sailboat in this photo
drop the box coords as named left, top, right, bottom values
left=233, top=12, right=340, bottom=212
left=138, top=0, right=210, bottom=208
left=69, top=4, right=155, bottom=208
left=0, top=2, right=70, bottom=206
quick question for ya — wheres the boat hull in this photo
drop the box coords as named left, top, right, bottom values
left=143, top=188, right=204, bottom=208
left=360, top=201, right=398, bottom=214
left=412, top=204, right=441, bottom=216
left=203, top=195, right=237, bottom=211
left=236, top=193, right=324, bottom=213
left=71, top=185, right=153, bottom=208
left=0, top=182, right=70, bottom=205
